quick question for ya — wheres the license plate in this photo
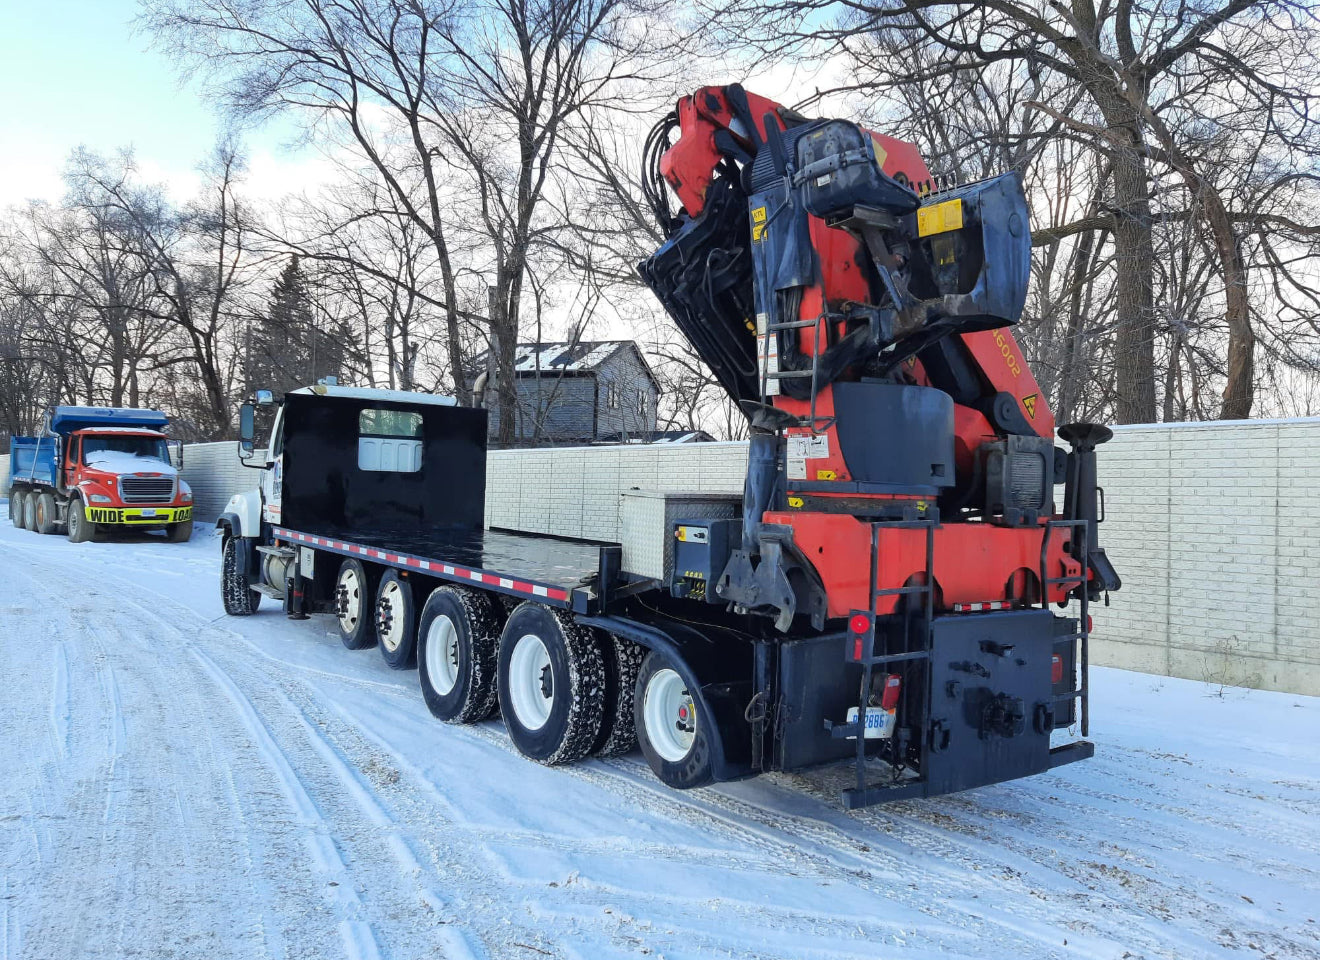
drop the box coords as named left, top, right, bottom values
left=139, top=509, right=157, bottom=517
left=846, top=706, right=897, bottom=739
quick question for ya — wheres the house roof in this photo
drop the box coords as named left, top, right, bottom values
left=510, top=341, right=626, bottom=373
left=481, top=341, right=659, bottom=391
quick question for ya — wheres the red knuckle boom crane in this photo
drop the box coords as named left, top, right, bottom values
left=638, top=84, right=1121, bottom=804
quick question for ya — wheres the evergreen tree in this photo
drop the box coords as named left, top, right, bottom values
left=245, top=256, right=353, bottom=397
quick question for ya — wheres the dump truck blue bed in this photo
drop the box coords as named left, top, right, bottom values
left=8, top=436, right=60, bottom=489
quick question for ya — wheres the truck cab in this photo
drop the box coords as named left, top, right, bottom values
left=7, top=406, right=194, bottom=543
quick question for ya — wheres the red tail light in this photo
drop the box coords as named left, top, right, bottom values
left=848, top=611, right=873, bottom=661
left=1087, top=615, right=1094, bottom=634
left=881, top=674, right=902, bottom=711
left=1051, top=654, right=1064, bottom=685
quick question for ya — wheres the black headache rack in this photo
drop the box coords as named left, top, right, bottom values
left=272, top=390, right=622, bottom=615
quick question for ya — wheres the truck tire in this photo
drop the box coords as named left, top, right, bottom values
left=592, top=633, right=645, bottom=757
left=23, top=492, right=38, bottom=532
left=497, top=603, right=605, bottom=765
left=166, top=519, right=194, bottom=542
left=66, top=495, right=90, bottom=542
left=374, top=570, right=418, bottom=669
left=221, top=536, right=262, bottom=616
left=635, top=650, right=714, bottom=790
left=6, top=490, right=16, bottom=525
left=417, top=586, right=502, bottom=723
left=34, top=493, right=58, bottom=535
left=334, top=558, right=378, bottom=649
left=11, top=490, right=26, bottom=529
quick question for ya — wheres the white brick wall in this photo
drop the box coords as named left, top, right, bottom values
left=486, top=442, right=748, bottom=543
left=1098, top=419, right=1320, bottom=696
left=179, top=442, right=260, bottom=522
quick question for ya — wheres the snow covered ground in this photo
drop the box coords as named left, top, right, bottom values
left=1, top=512, right=1317, bottom=960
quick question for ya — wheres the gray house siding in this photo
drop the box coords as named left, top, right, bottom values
left=491, top=376, right=597, bottom=442
left=477, top=341, right=658, bottom=446
left=595, top=347, right=655, bottom=439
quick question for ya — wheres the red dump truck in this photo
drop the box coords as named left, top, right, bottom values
left=6, top=406, right=193, bottom=542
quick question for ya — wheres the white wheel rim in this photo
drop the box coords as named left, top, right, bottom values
left=644, top=668, right=696, bottom=763
left=507, top=633, right=553, bottom=731
left=338, top=567, right=362, bottom=634
left=378, top=581, right=405, bottom=652
left=426, top=614, right=460, bottom=695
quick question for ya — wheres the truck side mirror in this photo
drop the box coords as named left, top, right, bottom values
left=255, top=389, right=274, bottom=407
left=239, top=403, right=256, bottom=456
left=170, top=439, right=184, bottom=468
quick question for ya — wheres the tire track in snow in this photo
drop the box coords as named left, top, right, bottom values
left=190, top=646, right=384, bottom=960
left=49, top=642, right=69, bottom=762
left=9, top=530, right=1315, bottom=959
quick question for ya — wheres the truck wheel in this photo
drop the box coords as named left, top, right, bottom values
left=374, top=570, right=417, bottom=669
left=34, top=493, right=58, bottom=535
left=497, top=603, right=605, bottom=765
left=11, top=490, right=27, bottom=529
left=593, top=634, right=645, bottom=757
left=635, top=651, right=714, bottom=790
left=23, top=492, right=39, bottom=532
left=166, top=519, right=194, bottom=543
left=221, top=536, right=261, bottom=616
left=417, top=586, right=502, bottom=723
left=335, top=558, right=378, bottom=649
left=66, top=496, right=90, bottom=542
left=6, top=490, right=16, bottom=525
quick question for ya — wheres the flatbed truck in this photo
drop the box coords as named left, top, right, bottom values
left=218, top=379, right=1107, bottom=806
left=219, top=85, right=1121, bottom=807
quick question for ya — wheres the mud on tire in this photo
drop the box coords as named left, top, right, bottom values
left=417, top=586, right=504, bottom=724
left=497, top=602, right=605, bottom=765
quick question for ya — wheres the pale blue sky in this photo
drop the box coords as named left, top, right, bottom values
left=0, top=0, right=308, bottom=206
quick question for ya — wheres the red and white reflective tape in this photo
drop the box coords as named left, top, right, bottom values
left=272, top=527, right=569, bottom=603
left=952, top=600, right=1015, bottom=613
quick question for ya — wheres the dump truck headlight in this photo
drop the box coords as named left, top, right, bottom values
left=89, top=494, right=112, bottom=504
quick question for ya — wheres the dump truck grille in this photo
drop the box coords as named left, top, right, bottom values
left=120, top=477, right=175, bottom=504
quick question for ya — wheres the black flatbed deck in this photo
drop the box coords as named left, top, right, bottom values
left=272, top=524, right=612, bottom=611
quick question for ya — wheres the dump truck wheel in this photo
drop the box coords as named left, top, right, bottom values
left=592, top=634, right=645, bottom=757
left=635, top=651, right=714, bottom=790
left=335, top=558, right=377, bottom=649
left=166, top=519, right=194, bottom=543
left=23, top=492, right=39, bottom=532
left=66, top=496, right=91, bottom=543
left=375, top=570, right=418, bottom=669
left=498, top=603, right=604, bottom=765
left=34, top=493, right=57, bottom=535
left=221, top=537, right=261, bottom=616
left=418, top=586, right=503, bottom=723
left=11, top=490, right=27, bottom=529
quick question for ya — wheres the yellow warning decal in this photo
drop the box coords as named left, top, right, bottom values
left=869, top=135, right=889, bottom=171
left=917, top=198, right=964, bottom=238
left=751, top=206, right=767, bottom=243
left=787, top=496, right=804, bottom=509
left=815, top=469, right=837, bottom=481
left=1022, top=393, right=1038, bottom=419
